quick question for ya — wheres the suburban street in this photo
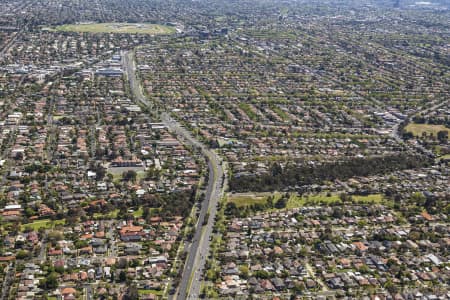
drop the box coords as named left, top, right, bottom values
left=123, top=49, right=225, bottom=300
left=36, top=231, right=47, bottom=263
left=0, top=262, right=15, bottom=300
left=83, top=284, right=93, bottom=300
left=0, top=27, right=25, bottom=59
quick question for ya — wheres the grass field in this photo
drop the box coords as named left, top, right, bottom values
left=53, top=23, right=176, bottom=35
left=21, top=219, right=65, bottom=231
left=228, top=192, right=385, bottom=210
left=109, top=170, right=146, bottom=182
left=288, top=193, right=384, bottom=208
left=438, top=154, right=450, bottom=161
left=405, top=123, right=449, bottom=137
left=133, top=207, right=144, bottom=218
left=227, top=192, right=281, bottom=207
left=138, top=289, right=164, bottom=296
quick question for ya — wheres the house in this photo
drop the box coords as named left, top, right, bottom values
left=124, top=243, right=142, bottom=255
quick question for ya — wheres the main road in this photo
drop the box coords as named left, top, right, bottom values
left=122, top=50, right=225, bottom=299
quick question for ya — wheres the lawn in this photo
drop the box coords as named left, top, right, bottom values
left=438, top=154, right=450, bottom=160
left=21, top=219, right=65, bottom=231
left=405, top=123, right=449, bottom=137
left=109, top=170, right=146, bottom=182
left=53, top=23, right=176, bottom=35
left=111, top=172, right=122, bottom=182
left=137, top=171, right=147, bottom=181
left=133, top=207, right=144, bottom=218
left=353, top=194, right=384, bottom=203
left=289, top=193, right=384, bottom=208
left=138, top=289, right=163, bottom=296
left=227, top=192, right=280, bottom=207
left=94, top=209, right=119, bottom=219
left=228, top=192, right=385, bottom=210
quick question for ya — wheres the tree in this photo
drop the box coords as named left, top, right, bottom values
left=47, top=231, right=63, bottom=242
left=75, top=240, right=88, bottom=249
left=437, top=130, right=448, bottom=143
left=106, top=173, right=114, bottom=182
left=16, top=250, right=29, bottom=259
left=254, top=270, right=270, bottom=279
left=358, top=264, right=370, bottom=274
left=339, top=193, right=352, bottom=202
left=117, top=258, right=128, bottom=269
left=410, top=192, right=426, bottom=206
left=206, top=269, right=218, bottom=281
left=239, top=265, right=249, bottom=279
left=384, top=278, right=398, bottom=293
left=123, top=285, right=138, bottom=300
left=270, top=162, right=282, bottom=176
left=230, top=154, right=431, bottom=192
left=123, top=170, right=137, bottom=182
left=95, top=166, right=106, bottom=181
left=266, top=196, right=274, bottom=209
left=39, top=272, right=59, bottom=290
left=408, top=231, right=421, bottom=241
left=142, top=207, right=150, bottom=220
left=298, top=246, right=308, bottom=257
left=225, top=202, right=239, bottom=216
left=24, top=207, right=35, bottom=218
left=274, top=197, right=288, bottom=209
left=205, top=287, right=219, bottom=299
left=14, top=152, right=24, bottom=161
left=119, top=270, right=127, bottom=282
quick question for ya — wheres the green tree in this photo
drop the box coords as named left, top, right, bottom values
left=437, top=130, right=448, bottom=143
left=410, top=192, right=426, bottom=206
left=275, top=197, right=288, bottom=209
left=16, top=250, right=30, bottom=260
left=239, top=265, right=249, bottom=279
left=119, top=270, right=127, bottom=282
left=123, top=170, right=137, bottom=182
left=123, top=285, right=138, bottom=300
left=39, top=272, right=59, bottom=290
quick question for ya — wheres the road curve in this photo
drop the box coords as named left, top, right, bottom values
left=122, top=49, right=224, bottom=300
